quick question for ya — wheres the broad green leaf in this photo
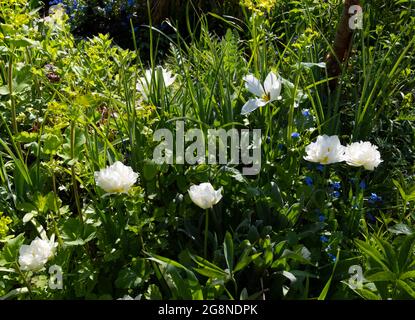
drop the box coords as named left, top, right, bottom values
left=143, top=160, right=157, bottom=181
left=397, top=280, right=415, bottom=298
left=398, top=234, right=415, bottom=271
left=1, top=233, right=25, bottom=264
left=355, top=239, right=390, bottom=272
left=365, top=271, right=396, bottom=282
left=193, top=267, right=228, bottom=280
left=354, top=288, right=381, bottom=300
left=42, top=133, right=63, bottom=155
left=400, top=270, right=415, bottom=280
left=234, top=252, right=262, bottom=273
left=147, top=253, right=203, bottom=300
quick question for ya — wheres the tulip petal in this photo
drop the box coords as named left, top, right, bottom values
left=240, top=98, right=266, bottom=115
left=264, top=72, right=281, bottom=102
left=243, top=74, right=265, bottom=97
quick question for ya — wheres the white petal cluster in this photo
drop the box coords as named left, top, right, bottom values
left=188, top=182, right=223, bottom=210
left=94, top=161, right=139, bottom=195
left=136, top=66, right=177, bottom=99
left=304, top=135, right=382, bottom=170
left=19, top=236, right=57, bottom=271
left=344, top=141, right=382, bottom=171
left=241, top=72, right=282, bottom=115
left=303, top=135, right=345, bottom=165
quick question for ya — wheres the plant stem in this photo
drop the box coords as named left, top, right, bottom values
left=70, top=121, right=83, bottom=223
left=15, top=263, right=33, bottom=299
left=204, top=209, right=209, bottom=259
left=8, top=53, right=18, bottom=135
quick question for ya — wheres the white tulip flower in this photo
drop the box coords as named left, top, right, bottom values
left=188, top=182, right=223, bottom=210
left=241, top=71, right=282, bottom=115
left=19, top=235, right=57, bottom=272
left=94, top=161, right=139, bottom=195
left=344, top=141, right=382, bottom=171
left=304, top=135, right=345, bottom=165
left=136, top=66, right=177, bottom=100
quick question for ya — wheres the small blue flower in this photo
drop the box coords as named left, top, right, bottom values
left=368, top=193, right=382, bottom=204
left=127, top=0, right=135, bottom=6
left=359, top=180, right=367, bottom=189
left=332, top=191, right=341, bottom=198
left=331, top=181, right=341, bottom=190
left=328, top=253, right=337, bottom=262
left=278, top=143, right=285, bottom=150
left=316, top=164, right=324, bottom=172
left=291, top=132, right=300, bottom=139
left=320, top=235, right=329, bottom=243
left=302, top=109, right=310, bottom=117
left=318, top=214, right=326, bottom=222
left=304, top=176, right=313, bottom=186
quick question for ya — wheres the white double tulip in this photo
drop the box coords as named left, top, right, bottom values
left=344, top=141, right=382, bottom=171
left=94, top=161, right=139, bottom=195
left=304, top=135, right=383, bottom=170
left=19, top=235, right=57, bottom=272
left=303, top=135, right=345, bottom=165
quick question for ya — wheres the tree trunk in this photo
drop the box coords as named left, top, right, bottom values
left=326, top=0, right=361, bottom=90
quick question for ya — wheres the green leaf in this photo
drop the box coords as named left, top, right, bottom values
left=6, top=37, right=38, bottom=47
left=376, top=237, right=399, bottom=273
left=234, top=252, right=262, bottom=273
left=278, top=249, right=314, bottom=265
left=392, top=179, right=407, bottom=201
left=365, top=271, right=396, bottom=282
left=397, top=280, right=415, bottom=298
left=400, top=270, right=415, bottom=280
left=147, top=253, right=203, bottom=300
left=398, top=234, right=415, bottom=271
left=273, top=240, right=287, bottom=256
left=355, top=239, right=390, bottom=272
left=1, top=233, right=25, bottom=264
left=0, top=86, right=9, bottom=95
left=15, top=131, right=38, bottom=143
left=143, top=160, right=157, bottom=181
left=0, top=138, right=32, bottom=187
left=115, top=266, right=145, bottom=289
left=353, top=288, right=381, bottom=300
left=193, top=267, right=228, bottom=279
left=223, top=231, right=234, bottom=273
left=298, top=62, right=326, bottom=69
left=42, top=133, right=63, bottom=155
left=318, top=250, right=340, bottom=300
left=60, top=218, right=96, bottom=246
